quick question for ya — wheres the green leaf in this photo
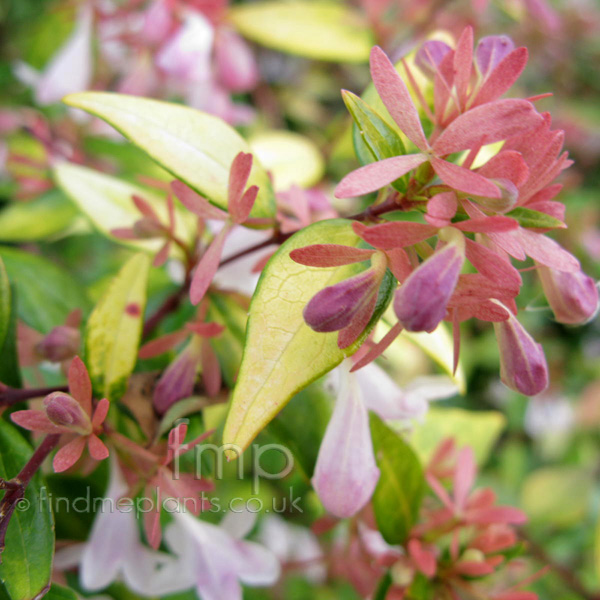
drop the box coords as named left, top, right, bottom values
left=370, top=413, right=425, bottom=544
left=223, top=219, right=394, bottom=452
left=0, top=281, right=22, bottom=388
left=86, top=253, right=151, bottom=401
left=505, top=207, right=565, bottom=229
left=344, top=91, right=407, bottom=191
left=0, top=191, right=78, bottom=242
left=409, top=407, right=506, bottom=466
left=249, top=131, right=325, bottom=191
left=373, top=572, right=393, bottom=600
left=43, top=583, right=79, bottom=600
left=0, top=422, right=54, bottom=600
left=0, top=259, right=10, bottom=352
left=266, top=382, right=332, bottom=478
left=230, top=2, right=373, bottom=63
left=62, top=92, right=276, bottom=220
left=206, top=294, right=248, bottom=388
left=520, top=467, right=593, bottom=527
left=595, top=513, right=600, bottom=581
left=53, top=161, right=196, bottom=254
left=0, top=246, right=91, bottom=333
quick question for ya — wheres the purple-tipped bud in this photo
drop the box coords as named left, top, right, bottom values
left=493, top=309, right=548, bottom=396
left=153, top=338, right=203, bottom=414
left=304, top=269, right=380, bottom=333
left=394, top=230, right=464, bottom=333
left=44, top=392, right=91, bottom=434
left=36, top=326, right=81, bottom=363
left=133, top=217, right=165, bottom=239
left=475, top=35, right=515, bottom=77
left=538, top=266, right=599, bottom=325
left=415, top=40, right=452, bottom=79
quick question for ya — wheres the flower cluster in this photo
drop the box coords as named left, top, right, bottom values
left=293, top=28, right=599, bottom=396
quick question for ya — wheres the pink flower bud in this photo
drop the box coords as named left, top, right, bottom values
left=475, top=35, right=515, bottom=77
left=394, top=230, right=464, bottom=333
left=304, top=269, right=381, bottom=333
left=538, top=266, right=599, bottom=325
left=36, top=325, right=81, bottom=362
left=44, top=392, right=92, bottom=434
left=493, top=308, right=548, bottom=396
left=415, top=40, right=452, bottom=79
left=214, top=28, right=259, bottom=92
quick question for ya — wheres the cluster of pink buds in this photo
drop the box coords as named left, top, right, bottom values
left=11, top=357, right=109, bottom=472
left=292, top=28, right=599, bottom=396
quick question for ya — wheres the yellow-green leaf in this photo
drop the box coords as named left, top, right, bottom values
left=230, top=2, right=373, bottom=63
left=249, top=131, right=325, bottom=191
left=53, top=161, right=195, bottom=255
left=409, top=408, right=506, bottom=466
left=223, top=219, right=393, bottom=452
left=63, top=92, right=276, bottom=220
left=86, top=253, right=151, bottom=401
left=0, top=191, right=77, bottom=242
left=520, top=467, right=593, bottom=527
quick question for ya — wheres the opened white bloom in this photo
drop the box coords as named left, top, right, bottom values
left=54, top=457, right=183, bottom=597
left=14, top=5, right=93, bottom=105
left=258, top=514, right=326, bottom=582
left=314, top=361, right=458, bottom=518
left=163, top=507, right=281, bottom=600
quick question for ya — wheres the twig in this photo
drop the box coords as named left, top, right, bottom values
left=521, top=531, right=600, bottom=600
left=0, top=385, right=68, bottom=407
left=0, top=434, right=61, bottom=558
left=218, top=231, right=292, bottom=268
left=142, top=277, right=191, bottom=339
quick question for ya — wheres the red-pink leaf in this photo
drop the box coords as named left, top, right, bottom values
left=335, top=153, right=427, bottom=198
left=172, top=180, right=228, bottom=220
left=139, top=330, right=188, bottom=359
left=11, top=410, right=70, bottom=434
left=431, top=157, right=501, bottom=198
left=356, top=221, right=437, bottom=250
left=186, top=321, right=225, bottom=338
left=432, top=99, right=543, bottom=155
left=53, top=437, right=86, bottom=472
left=518, top=229, right=580, bottom=272
left=190, top=226, right=230, bottom=305
left=453, top=446, right=475, bottom=510
left=230, top=185, right=258, bottom=224
left=473, top=47, right=528, bottom=107
left=290, top=244, right=375, bottom=267
left=68, top=356, right=92, bottom=416
left=453, top=27, right=473, bottom=109
left=465, top=238, right=522, bottom=292
left=132, top=194, right=160, bottom=220
left=350, top=320, right=403, bottom=372
left=228, top=151, right=253, bottom=207
left=370, top=46, right=429, bottom=150
left=87, top=434, right=109, bottom=461
left=425, top=192, right=457, bottom=227
left=201, top=339, right=221, bottom=397
left=91, top=398, right=110, bottom=429
left=454, top=215, right=518, bottom=233
left=477, top=150, right=529, bottom=187
left=111, top=227, right=137, bottom=240
left=153, top=240, right=171, bottom=267
left=386, top=247, right=412, bottom=281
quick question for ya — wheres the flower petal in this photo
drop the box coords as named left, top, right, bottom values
left=312, top=363, right=380, bottom=518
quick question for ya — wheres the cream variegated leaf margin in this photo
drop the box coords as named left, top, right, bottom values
left=63, top=92, right=276, bottom=220
left=86, top=253, right=150, bottom=401
left=54, top=162, right=195, bottom=255
left=230, top=2, right=373, bottom=63
left=223, top=219, right=381, bottom=453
